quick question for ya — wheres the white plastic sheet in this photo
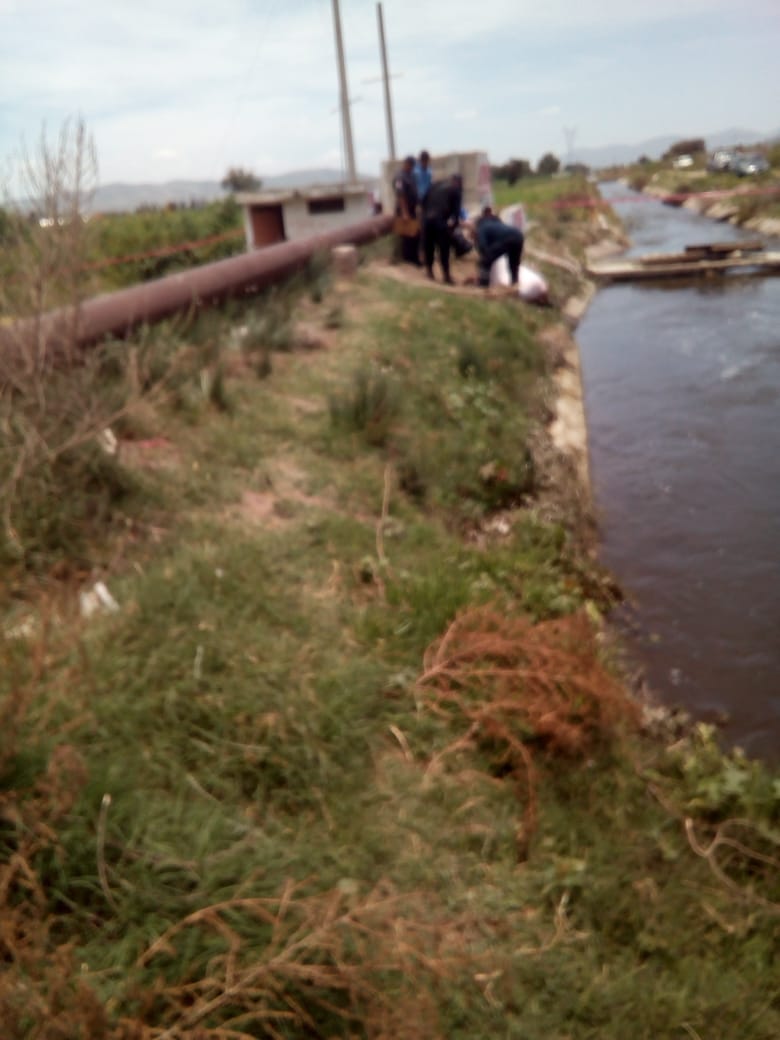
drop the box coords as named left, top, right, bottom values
left=488, top=257, right=549, bottom=302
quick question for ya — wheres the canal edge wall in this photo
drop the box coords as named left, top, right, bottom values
left=539, top=232, right=623, bottom=506
left=637, top=180, right=780, bottom=238
left=502, top=203, right=624, bottom=508
left=542, top=282, right=597, bottom=500
left=522, top=199, right=626, bottom=505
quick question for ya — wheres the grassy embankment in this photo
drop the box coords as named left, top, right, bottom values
left=1, top=176, right=778, bottom=1038
left=617, top=145, right=780, bottom=227
left=494, top=174, right=622, bottom=254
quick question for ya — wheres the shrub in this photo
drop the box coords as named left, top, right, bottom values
left=306, top=249, right=332, bottom=303
left=629, top=173, right=649, bottom=191
left=324, top=301, right=345, bottom=329
left=329, top=365, right=401, bottom=446
left=0, top=120, right=172, bottom=571
left=243, top=295, right=295, bottom=354
left=0, top=346, right=143, bottom=568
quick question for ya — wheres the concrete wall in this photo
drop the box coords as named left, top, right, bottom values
left=282, top=193, right=372, bottom=243
left=242, top=189, right=373, bottom=249
left=380, top=151, right=492, bottom=217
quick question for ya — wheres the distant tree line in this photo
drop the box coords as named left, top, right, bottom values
left=491, top=152, right=586, bottom=182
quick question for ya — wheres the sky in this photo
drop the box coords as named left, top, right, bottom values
left=1, top=0, right=778, bottom=187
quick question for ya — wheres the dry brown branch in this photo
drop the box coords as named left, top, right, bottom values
left=0, top=734, right=94, bottom=1037
left=131, top=881, right=461, bottom=1039
left=388, top=723, right=413, bottom=761
left=682, top=1023, right=704, bottom=1040
left=97, top=792, right=119, bottom=913
left=375, top=462, right=393, bottom=569
left=416, top=607, right=637, bottom=853
left=684, top=817, right=780, bottom=913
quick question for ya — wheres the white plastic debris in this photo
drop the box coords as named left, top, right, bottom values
left=489, top=255, right=512, bottom=287
left=80, top=581, right=120, bottom=619
left=498, top=202, right=527, bottom=233
left=193, top=644, right=204, bottom=681
left=4, top=615, right=37, bottom=640
left=98, top=427, right=118, bottom=455
left=517, top=264, right=549, bottom=303
left=489, top=257, right=549, bottom=303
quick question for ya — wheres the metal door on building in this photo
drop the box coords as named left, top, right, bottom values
left=250, top=205, right=285, bottom=247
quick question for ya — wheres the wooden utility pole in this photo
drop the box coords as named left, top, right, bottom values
left=331, top=0, right=357, bottom=183
left=376, top=2, right=396, bottom=161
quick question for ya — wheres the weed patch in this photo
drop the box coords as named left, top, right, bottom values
left=325, top=287, right=545, bottom=523
left=328, top=364, right=401, bottom=446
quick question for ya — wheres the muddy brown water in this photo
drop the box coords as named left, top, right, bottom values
left=577, top=182, right=780, bottom=760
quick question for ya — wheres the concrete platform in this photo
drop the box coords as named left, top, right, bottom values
left=587, top=246, right=780, bottom=284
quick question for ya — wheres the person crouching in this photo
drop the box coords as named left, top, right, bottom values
left=475, top=206, right=524, bottom=287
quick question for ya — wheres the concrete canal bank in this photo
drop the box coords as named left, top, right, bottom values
left=576, top=182, right=780, bottom=759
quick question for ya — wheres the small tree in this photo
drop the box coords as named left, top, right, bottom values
left=0, top=120, right=148, bottom=567
left=663, top=138, right=706, bottom=159
left=490, top=158, right=531, bottom=185
left=221, top=167, right=262, bottom=192
left=537, top=152, right=560, bottom=176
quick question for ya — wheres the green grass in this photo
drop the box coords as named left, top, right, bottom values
left=492, top=173, right=623, bottom=274
left=0, top=198, right=245, bottom=312
left=84, top=196, right=245, bottom=289
left=620, top=159, right=780, bottom=222
left=492, top=173, right=591, bottom=212
left=1, top=257, right=778, bottom=1038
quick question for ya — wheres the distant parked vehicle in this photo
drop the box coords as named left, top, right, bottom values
left=733, top=154, right=770, bottom=176
left=707, top=149, right=735, bottom=172
left=672, top=154, right=694, bottom=169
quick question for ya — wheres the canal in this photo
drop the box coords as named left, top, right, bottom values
left=577, top=182, right=780, bottom=760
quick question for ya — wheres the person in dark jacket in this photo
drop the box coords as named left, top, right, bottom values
left=422, top=173, right=463, bottom=284
left=475, top=206, right=524, bottom=286
left=393, top=155, right=420, bottom=266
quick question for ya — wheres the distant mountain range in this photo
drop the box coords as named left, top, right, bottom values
left=83, top=168, right=375, bottom=214
left=568, top=127, right=780, bottom=169
left=14, top=126, right=779, bottom=214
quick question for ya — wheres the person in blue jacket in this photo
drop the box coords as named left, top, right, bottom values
left=414, top=150, right=432, bottom=205
left=475, top=206, right=524, bottom=287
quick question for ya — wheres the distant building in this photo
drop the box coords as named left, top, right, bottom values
left=379, top=151, right=492, bottom=218
left=237, top=183, right=373, bottom=250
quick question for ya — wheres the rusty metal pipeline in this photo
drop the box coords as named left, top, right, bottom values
left=1, top=214, right=392, bottom=361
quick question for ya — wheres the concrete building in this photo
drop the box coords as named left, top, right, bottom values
left=379, top=150, right=492, bottom=217
left=237, top=183, right=374, bottom=250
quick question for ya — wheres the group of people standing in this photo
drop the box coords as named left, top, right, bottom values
left=393, top=151, right=462, bottom=285
left=393, top=150, right=525, bottom=289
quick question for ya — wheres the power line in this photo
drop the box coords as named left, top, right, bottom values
left=212, top=0, right=288, bottom=169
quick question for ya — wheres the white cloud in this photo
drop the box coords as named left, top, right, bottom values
left=1, top=0, right=777, bottom=184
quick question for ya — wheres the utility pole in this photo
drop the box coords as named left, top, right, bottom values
left=376, top=2, right=396, bottom=161
left=331, top=0, right=357, bottom=183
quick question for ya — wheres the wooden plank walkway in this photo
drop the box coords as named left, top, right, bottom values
left=587, top=242, right=780, bottom=283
